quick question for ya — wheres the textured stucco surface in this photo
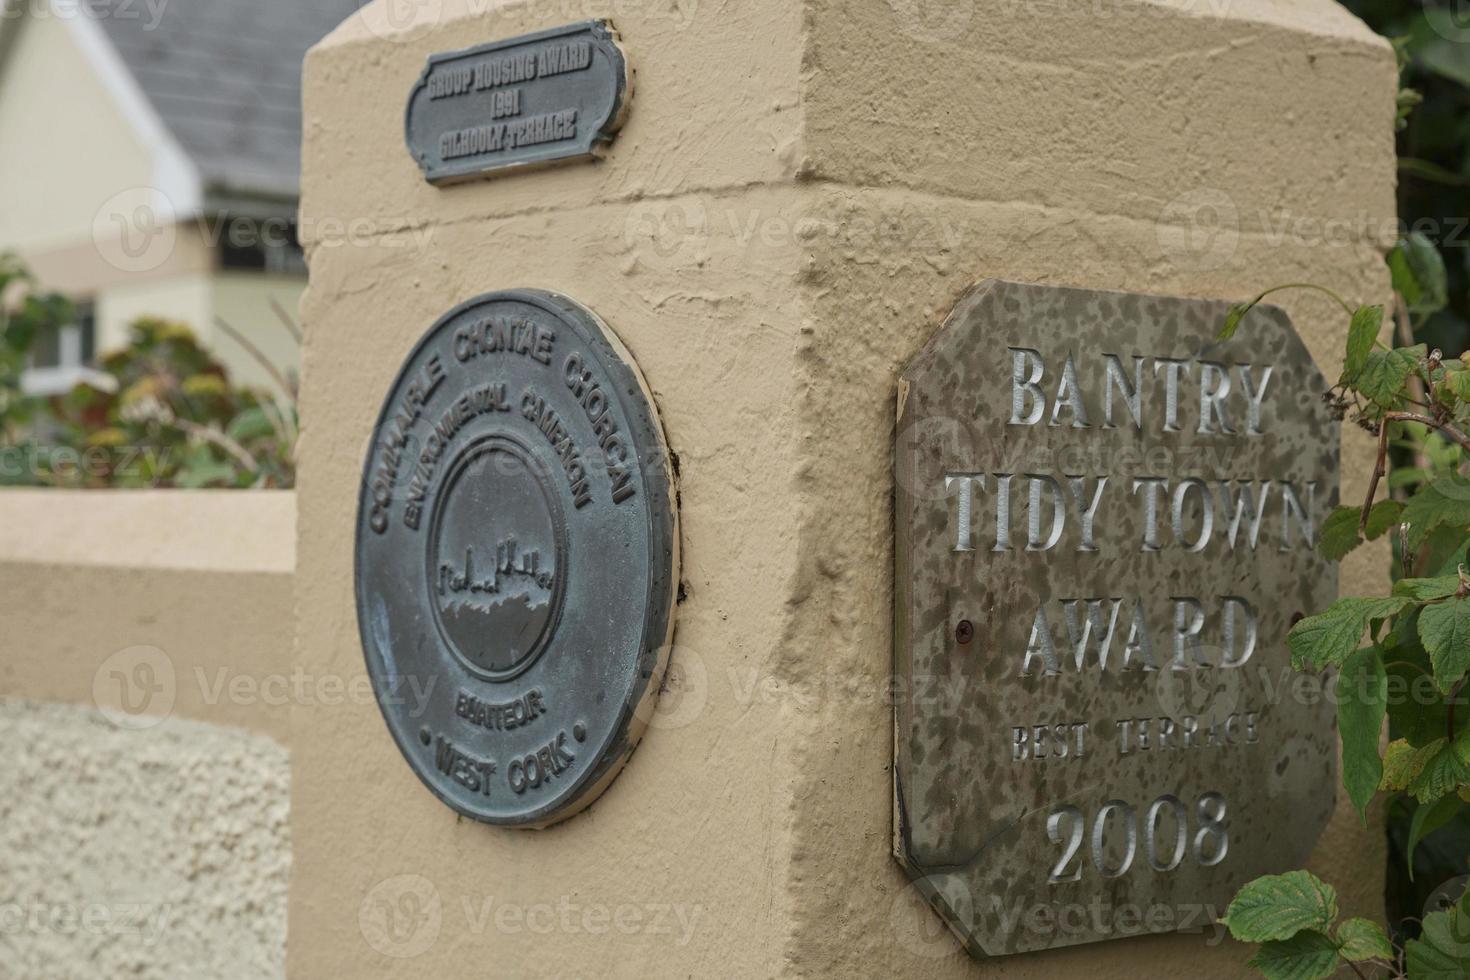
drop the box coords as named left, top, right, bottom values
left=296, top=0, right=1397, bottom=976
left=0, top=700, right=290, bottom=980
left=0, top=492, right=296, bottom=976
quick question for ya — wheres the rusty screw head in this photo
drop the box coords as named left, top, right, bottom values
left=956, top=620, right=974, bottom=645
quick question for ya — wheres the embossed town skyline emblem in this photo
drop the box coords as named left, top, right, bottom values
left=894, top=280, right=1341, bottom=956
left=356, top=290, right=677, bottom=828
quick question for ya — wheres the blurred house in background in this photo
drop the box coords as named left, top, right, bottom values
left=0, top=0, right=358, bottom=395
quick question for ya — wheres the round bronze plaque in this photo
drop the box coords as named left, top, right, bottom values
left=355, top=289, right=678, bottom=828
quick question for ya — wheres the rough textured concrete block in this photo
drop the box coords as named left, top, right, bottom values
left=0, top=700, right=290, bottom=980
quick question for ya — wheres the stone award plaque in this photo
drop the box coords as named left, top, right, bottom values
left=894, top=279, right=1341, bottom=955
left=356, top=289, right=677, bottom=828
left=405, top=21, right=631, bottom=184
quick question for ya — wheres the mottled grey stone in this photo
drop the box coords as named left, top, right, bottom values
left=893, top=280, right=1341, bottom=956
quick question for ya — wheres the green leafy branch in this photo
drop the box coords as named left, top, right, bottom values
left=1219, top=236, right=1470, bottom=978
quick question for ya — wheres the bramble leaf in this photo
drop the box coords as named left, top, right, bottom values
left=1390, top=232, right=1448, bottom=315
left=1407, top=733, right=1470, bottom=804
left=1406, top=795, right=1461, bottom=882
left=1396, top=576, right=1463, bottom=601
left=1219, top=302, right=1254, bottom=342
left=1357, top=345, right=1426, bottom=406
left=1224, top=871, right=1339, bottom=943
left=1336, top=917, right=1393, bottom=962
left=1288, top=596, right=1414, bottom=671
left=1419, top=598, right=1470, bottom=693
left=1366, top=499, right=1405, bottom=540
left=1337, top=647, right=1386, bottom=824
left=1319, top=506, right=1366, bottom=561
left=1248, top=930, right=1341, bottom=980
left=1382, top=738, right=1444, bottom=792
left=1403, top=478, right=1470, bottom=550
left=1343, top=305, right=1383, bottom=383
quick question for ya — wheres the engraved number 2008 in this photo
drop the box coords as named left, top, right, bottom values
left=1046, top=793, right=1228, bottom=883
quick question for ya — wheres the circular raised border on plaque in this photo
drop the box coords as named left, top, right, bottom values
left=354, top=288, right=678, bottom=828
left=424, top=431, right=569, bottom=684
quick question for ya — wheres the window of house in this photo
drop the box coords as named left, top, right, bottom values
left=21, top=303, right=109, bottom=396
left=219, top=217, right=307, bottom=276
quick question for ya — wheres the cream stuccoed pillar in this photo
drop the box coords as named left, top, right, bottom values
left=295, top=0, right=1397, bottom=975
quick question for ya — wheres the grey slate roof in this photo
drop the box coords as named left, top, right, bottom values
left=94, top=0, right=362, bottom=202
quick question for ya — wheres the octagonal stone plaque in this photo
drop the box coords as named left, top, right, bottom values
left=893, top=280, right=1341, bottom=956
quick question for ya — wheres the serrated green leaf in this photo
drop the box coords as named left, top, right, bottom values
left=1343, top=305, right=1384, bottom=383
left=1338, top=647, right=1387, bottom=824
left=1336, top=917, right=1393, bottom=962
left=1357, top=346, right=1425, bottom=406
left=1407, top=795, right=1461, bottom=882
left=1319, top=506, right=1366, bottom=561
left=1366, top=499, right=1406, bottom=540
left=1224, top=871, right=1339, bottom=943
left=1397, top=577, right=1463, bottom=601
left=1219, top=302, right=1253, bottom=342
left=1445, top=370, right=1470, bottom=403
left=1383, top=738, right=1445, bottom=792
left=1412, top=892, right=1470, bottom=977
left=1248, top=930, right=1341, bottom=980
left=1403, top=478, right=1470, bottom=551
left=1391, top=467, right=1434, bottom=491
left=1288, top=596, right=1415, bottom=671
left=1420, top=598, right=1470, bottom=693
left=1406, top=936, right=1469, bottom=980
left=1390, top=232, right=1448, bottom=316
left=1408, top=734, right=1470, bottom=804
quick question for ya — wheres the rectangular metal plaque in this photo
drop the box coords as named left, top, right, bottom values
left=894, top=280, right=1341, bottom=956
left=405, top=21, right=631, bottom=185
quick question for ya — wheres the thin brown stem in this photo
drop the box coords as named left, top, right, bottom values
left=213, top=316, right=296, bottom=400
left=1383, top=412, right=1470, bottom=455
left=1362, top=424, right=1390, bottom=531
left=268, top=296, right=303, bottom=345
